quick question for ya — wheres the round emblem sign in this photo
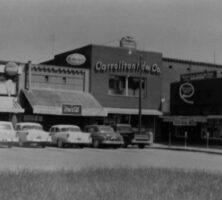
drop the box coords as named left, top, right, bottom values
left=66, top=53, right=86, bottom=66
left=179, top=82, right=195, bottom=104
left=5, top=62, right=19, bottom=76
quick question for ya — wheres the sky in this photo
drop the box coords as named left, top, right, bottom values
left=0, top=0, right=222, bottom=64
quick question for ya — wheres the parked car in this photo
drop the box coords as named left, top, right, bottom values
left=113, top=124, right=153, bottom=148
left=83, top=125, right=124, bottom=148
left=0, top=121, right=17, bottom=147
left=132, top=127, right=154, bottom=148
left=112, top=124, right=135, bottom=148
left=15, top=122, right=50, bottom=147
left=49, top=125, right=92, bottom=148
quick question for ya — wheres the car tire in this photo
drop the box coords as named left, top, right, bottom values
left=57, top=140, right=64, bottom=148
left=19, top=141, right=24, bottom=147
left=93, top=140, right=100, bottom=148
left=123, top=142, right=129, bottom=148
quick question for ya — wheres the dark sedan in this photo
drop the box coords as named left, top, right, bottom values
left=83, top=125, right=124, bottom=148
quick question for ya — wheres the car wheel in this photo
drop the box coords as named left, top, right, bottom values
left=123, top=142, right=129, bottom=148
left=138, top=144, right=145, bottom=149
left=57, top=140, right=64, bottom=148
left=93, top=140, right=100, bottom=148
left=19, top=141, right=24, bottom=147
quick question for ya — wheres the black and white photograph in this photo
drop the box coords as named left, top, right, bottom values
left=1, top=0, right=222, bottom=199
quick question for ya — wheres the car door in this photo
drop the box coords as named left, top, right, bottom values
left=49, top=127, right=56, bottom=143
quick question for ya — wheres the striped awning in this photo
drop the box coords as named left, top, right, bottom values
left=21, top=89, right=107, bottom=116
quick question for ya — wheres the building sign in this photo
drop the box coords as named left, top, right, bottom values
left=120, top=36, right=137, bottom=49
left=179, top=82, right=195, bottom=104
left=180, top=71, right=217, bottom=82
left=66, top=53, right=86, bottom=66
left=62, top=104, right=82, bottom=115
left=5, top=62, right=19, bottom=76
left=95, top=60, right=161, bottom=75
left=173, top=118, right=196, bottom=126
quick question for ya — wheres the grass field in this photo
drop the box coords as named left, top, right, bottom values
left=0, top=167, right=221, bottom=200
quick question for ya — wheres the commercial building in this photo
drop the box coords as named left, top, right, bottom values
left=0, top=61, right=24, bottom=125
left=1, top=37, right=222, bottom=143
left=41, top=43, right=163, bottom=133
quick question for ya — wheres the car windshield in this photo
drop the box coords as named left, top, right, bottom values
left=60, top=127, right=81, bottom=132
left=22, top=125, right=43, bottom=130
left=98, top=126, right=114, bottom=132
left=0, top=124, right=12, bottom=130
left=117, top=126, right=132, bottom=132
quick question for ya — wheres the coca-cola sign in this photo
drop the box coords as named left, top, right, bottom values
left=62, top=104, right=82, bottom=115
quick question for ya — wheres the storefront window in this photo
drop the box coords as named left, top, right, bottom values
left=128, top=77, right=146, bottom=97
left=109, top=75, right=146, bottom=97
left=109, top=75, right=126, bottom=95
left=201, top=120, right=222, bottom=139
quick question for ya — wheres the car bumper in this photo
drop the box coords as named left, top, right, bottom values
left=101, top=140, right=124, bottom=145
left=131, top=139, right=152, bottom=145
left=0, top=141, right=17, bottom=146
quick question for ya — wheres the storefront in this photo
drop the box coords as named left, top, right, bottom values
left=0, top=61, right=24, bottom=125
left=19, top=62, right=107, bottom=130
left=163, top=72, right=222, bottom=144
left=42, top=42, right=163, bottom=135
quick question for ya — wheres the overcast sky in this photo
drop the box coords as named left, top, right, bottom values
left=0, top=0, right=222, bottom=64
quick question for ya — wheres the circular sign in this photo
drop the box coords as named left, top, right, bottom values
left=66, top=53, right=86, bottom=66
left=5, top=62, right=19, bottom=76
left=179, top=82, right=195, bottom=104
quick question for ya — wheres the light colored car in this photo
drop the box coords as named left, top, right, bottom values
left=15, top=122, right=50, bottom=147
left=0, top=121, right=17, bottom=147
left=49, top=125, right=92, bottom=148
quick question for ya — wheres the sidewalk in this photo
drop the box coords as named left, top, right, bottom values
left=150, top=143, right=222, bottom=155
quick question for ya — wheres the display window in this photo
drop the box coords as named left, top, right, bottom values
left=201, top=120, right=222, bottom=139
left=108, top=75, right=146, bottom=97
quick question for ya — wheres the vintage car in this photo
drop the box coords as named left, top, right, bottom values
left=0, top=121, right=17, bottom=147
left=15, top=122, right=50, bottom=147
left=113, top=124, right=154, bottom=148
left=83, top=125, right=124, bottom=148
left=49, top=125, right=92, bottom=148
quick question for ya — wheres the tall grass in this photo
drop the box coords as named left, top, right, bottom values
left=0, top=167, right=221, bottom=200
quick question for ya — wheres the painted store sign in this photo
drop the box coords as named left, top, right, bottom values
left=95, top=60, right=161, bottom=74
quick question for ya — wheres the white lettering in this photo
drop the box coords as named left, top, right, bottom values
left=94, top=61, right=161, bottom=75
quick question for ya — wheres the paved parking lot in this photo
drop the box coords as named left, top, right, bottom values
left=1, top=146, right=222, bottom=172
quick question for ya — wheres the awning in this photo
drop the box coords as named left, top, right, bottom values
left=0, top=97, right=24, bottom=113
left=162, top=116, right=207, bottom=123
left=207, top=115, right=222, bottom=119
left=104, top=107, right=162, bottom=116
left=21, top=89, right=107, bottom=116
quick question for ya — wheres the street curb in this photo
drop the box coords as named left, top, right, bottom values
left=149, top=146, right=222, bottom=156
